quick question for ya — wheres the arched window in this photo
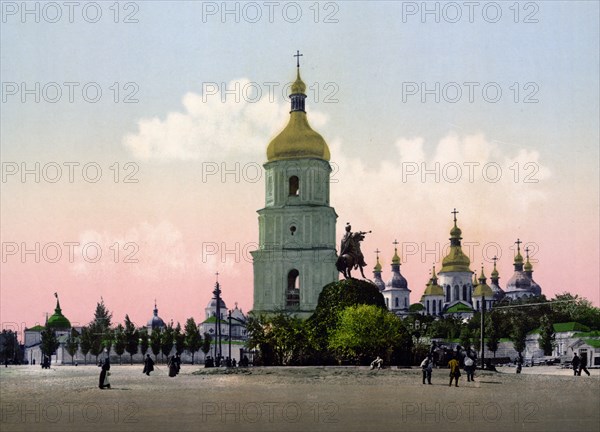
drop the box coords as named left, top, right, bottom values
left=438, top=300, right=442, bottom=314
left=426, top=300, right=430, bottom=314
left=433, top=300, right=437, bottom=314
left=476, top=300, right=480, bottom=310
left=386, top=298, right=389, bottom=308
left=446, top=286, right=451, bottom=303
left=462, top=285, right=467, bottom=301
left=404, top=298, right=408, bottom=308
left=286, top=269, right=300, bottom=307
left=289, top=176, right=300, bottom=196
left=453, top=285, right=459, bottom=301
left=395, top=297, right=399, bottom=307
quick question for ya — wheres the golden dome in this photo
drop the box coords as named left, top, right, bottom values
left=266, top=112, right=330, bottom=162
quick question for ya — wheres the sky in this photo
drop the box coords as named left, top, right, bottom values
left=1, top=1, right=599, bottom=334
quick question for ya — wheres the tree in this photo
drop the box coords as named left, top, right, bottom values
left=161, top=323, right=175, bottom=361
left=79, top=327, right=92, bottom=365
left=551, top=293, right=600, bottom=329
left=328, top=304, right=410, bottom=365
left=40, top=328, right=59, bottom=365
left=174, top=323, right=186, bottom=355
left=139, top=327, right=150, bottom=357
left=246, top=312, right=306, bottom=366
left=124, top=315, right=139, bottom=365
left=511, top=319, right=527, bottom=358
left=65, top=328, right=79, bottom=364
left=485, top=312, right=500, bottom=358
left=1, top=330, right=18, bottom=363
left=88, top=322, right=104, bottom=363
left=114, top=324, right=127, bottom=365
left=306, top=279, right=387, bottom=364
left=539, top=315, right=556, bottom=356
left=201, top=332, right=212, bottom=359
left=184, top=318, right=202, bottom=365
left=459, top=326, right=472, bottom=352
left=150, top=328, right=162, bottom=361
left=93, top=297, right=113, bottom=330
left=88, top=298, right=113, bottom=362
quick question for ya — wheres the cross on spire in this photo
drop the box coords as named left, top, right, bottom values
left=451, top=208, right=459, bottom=223
left=215, top=271, right=220, bottom=282
left=525, top=246, right=530, bottom=258
left=374, top=248, right=381, bottom=257
left=293, top=50, right=303, bottom=68
left=515, top=238, right=522, bottom=252
left=392, top=239, right=399, bottom=247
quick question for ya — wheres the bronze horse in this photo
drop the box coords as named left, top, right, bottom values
left=336, top=253, right=367, bottom=279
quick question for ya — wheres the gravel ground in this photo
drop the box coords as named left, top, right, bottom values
left=1, top=364, right=598, bottom=432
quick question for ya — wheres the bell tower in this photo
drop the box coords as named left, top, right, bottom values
left=251, top=53, right=338, bottom=318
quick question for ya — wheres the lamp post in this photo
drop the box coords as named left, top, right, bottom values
left=228, top=310, right=232, bottom=362
left=213, top=277, right=223, bottom=367
left=480, top=295, right=486, bottom=370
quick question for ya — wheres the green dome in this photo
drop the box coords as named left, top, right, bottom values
left=391, top=247, right=400, bottom=265
left=46, top=298, right=71, bottom=330
left=524, top=259, right=533, bottom=272
left=491, top=261, right=499, bottom=278
left=450, top=225, right=462, bottom=238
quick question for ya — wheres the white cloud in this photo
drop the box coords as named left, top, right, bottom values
left=123, top=78, right=329, bottom=162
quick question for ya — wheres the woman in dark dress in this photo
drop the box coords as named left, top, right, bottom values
left=98, top=357, right=110, bottom=389
left=143, top=354, right=154, bottom=376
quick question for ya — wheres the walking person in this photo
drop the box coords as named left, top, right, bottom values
left=464, top=354, right=475, bottom=382
left=448, top=355, right=461, bottom=387
left=143, top=354, right=155, bottom=376
left=98, top=357, right=111, bottom=389
left=168, top=355, right=177, bottom=377
left=578, top=353, right=591, bottom=376
left=420, top=355, right=433, bottom=384
left=571, top=353, right=580, bottom=376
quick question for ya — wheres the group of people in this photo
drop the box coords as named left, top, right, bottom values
left=420, top=349, right=478, bottom=387
left=204, top=354, right=250, bottom=368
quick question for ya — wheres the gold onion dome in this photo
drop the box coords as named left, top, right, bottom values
left=423, top=266, right=444, bottom=296
left=391, top=247, right=401, bottom=265
left=440, top=210, right=471, bottom=273
left=373, top=255, right=382, bottom=272
left=266, top=68, right=330, bottom=162
left=473, top=267, right=493, bottom=297
left=491, top=261, right=499, bottom=278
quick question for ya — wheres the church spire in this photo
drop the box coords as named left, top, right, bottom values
left=524, top=246, right=534, bottom=276
left=290, top=50, right=307, bottom=112
left=491, top=255, right=500, bottom=284
left=513, top=239, right=524, bottom=271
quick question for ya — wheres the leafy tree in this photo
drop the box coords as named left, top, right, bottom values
left=459, top=326, right=472, bottom=351
left=88, top=322, right=105, bottom=363
left=306, top=279, right=387, bottom=364
left=161, top=323, right=175, bottom=361
left=79, top=327, right=91, bottom=365
left=247, top=312, right=307, bottom=366
left=511, top=318, right=527, bottom=357
left=65, top=328, right=79, bottom=364
left=124, top=315, right=139, bottom=365
left=550, top=293, right=600, bottom=329
left=150, top=328, right=162, bottom=361
left=328, top=304, right=409, bottom=365
left=1, top=330, right=18, bottom=363
left=538, top=315, right=556, bottom=356
left=40, top=328, right=59, bottom=366
left=485, top=312, right=500, bottom=358
left=201, top=332, right=212, bottom=359
left=184, top=318, right=202, bottom=364
left=93, top=297, right=113, bottom=330
left=113, top=324, right=127, bottom=364
left=139, top=328, right=150, bottom=357
left=174, top=323, right=186, bottom=355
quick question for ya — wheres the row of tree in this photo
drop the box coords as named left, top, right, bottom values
left=406, top=292, right=599, bottom=359
left=247, top=288, right=599, bottom=366
left=41, top=299, right=213, bottom=365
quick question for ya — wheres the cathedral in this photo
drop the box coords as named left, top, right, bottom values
left=251, top=57, right=543, bottom=320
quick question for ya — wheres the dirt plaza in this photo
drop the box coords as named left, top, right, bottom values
left=1, top=365, right=598, bottom=432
